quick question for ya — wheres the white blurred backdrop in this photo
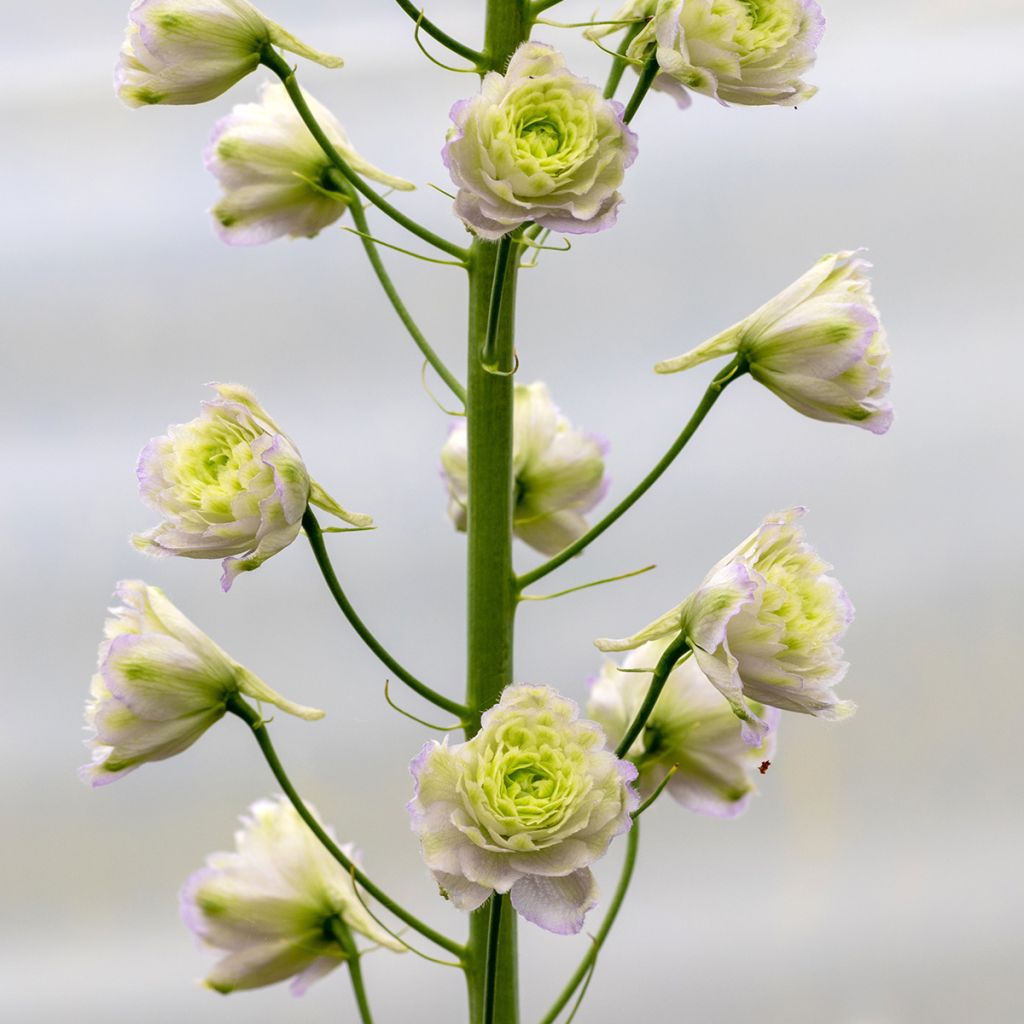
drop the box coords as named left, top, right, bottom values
left=2, top=1, right=1022, bottom=1021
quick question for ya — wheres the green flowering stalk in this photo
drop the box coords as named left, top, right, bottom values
left=597, top=508, right=855, bottom=744
left=207, top=83, right=414, bottom=245
left=440, top=382, right=608, bottom=556
left=116, top=0, right=341, bottom=108
left=443, top=42, right=638, bottom=239
left=656, top=251, right=893, bottom=433
left=134, top=384, right=371, bottom=590
left=408, top=685, right=638, bottom=934
left=182, top=797, right=404, bottom=995
left=588, top=638, right=778, bottom=817
left=82, top=582, right=323, bottom=786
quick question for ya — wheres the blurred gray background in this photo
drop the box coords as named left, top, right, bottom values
left=2, top=0, right=1022, bottom=1021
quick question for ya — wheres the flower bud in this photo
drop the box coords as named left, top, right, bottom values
left=408, top=685, right=638, bottom=934
left=134, top=384, right=371, bottom=590
left=182, top=797, right=403, bottom=995
left=116, top=0, right=342, bottom=108
left=596, top=509, right=855, bottom=744
left=443, top=42, right=638, bottom=239
left=656, top=252, right=892, bottom=433
left=440, top=382, right=607, bottom=556
left=588, top=638, right=778, bottom=817
left=207, top=83, right=414, bottom=245
left=82, top=581, right=323, bottom=786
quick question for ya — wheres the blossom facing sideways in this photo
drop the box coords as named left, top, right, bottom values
left=182, top=797, right=403, bottom=995
left=440, top=382, right=608, bottom=556
left=206, top=83, right=414, bottom=245
left=408, top=685, right=638, bottom=934
left=656, top=252, right=892, bottom=433
left=596, top=509, right=855, bottom=745
left=588, top=638, right=779, bottom=818
left=134, top=383, right=371, bottom=590
left=443, top=42, right=638, bottom=239
left=117, top=0, right=342, bottom=108
left=82, top=581, right=323, bottom=786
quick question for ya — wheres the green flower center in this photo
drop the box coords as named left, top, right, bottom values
left=708, top=0, right=802, bottom=56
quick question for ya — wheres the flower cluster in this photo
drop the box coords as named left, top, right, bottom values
left=408, top=685, right=638, bottom=934
left=597, top=508, right=855, bottom=744
left=444, top=42, right=638, bottom=239
left=182, top=797, right=403, bottom=994
left=441, top=382, right=607, bottom=556
left=82, top=581, right=322, bottom=786
left=134, top=383, right=370, bottom=589
left=656, top=252, right=892, bottom=433
left=117, top=0, right=341, bottom=108
left=588, top=638, right=778, bottom=817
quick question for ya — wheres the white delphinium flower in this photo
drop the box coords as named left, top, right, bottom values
left=182, top=797, right=404, bottom=994
left=656, top=252, right=892, bottom=433
left=588, top=638, right=779, bottom=817
left=440, top=382, right=608, bottom=556
left=82, top=582, right=323, bottom=786
left=134, top=383, right=371, bottom=590
left=443, top=42, right=638, bottom=239
left=116, top=0, right=342, bottom=107
left=597, top=509, right=855, bottom=744
left=206, top=83, right=414, bottom=245
left=408, top=685, right=638, bottom=934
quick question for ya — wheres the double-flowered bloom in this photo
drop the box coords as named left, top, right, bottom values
left=206, top=83, right=414, bottom=245
left=597, top=509, right=855, bottom=745
left=441, top=382, right=608, bottom=556
left=588, top=638, right=778, bottom=817
left=82, top=581, right=323, bottom=786
left=182, top=797, right=403, bottom=994
left=443, top=42, right=638, bottom=239
left=591, top=0, right=823, bottom=108
left=408, top=685, right=638, bottom=934
left=134, top=384, right=371, bottom=589
left=657, top=252, right=893, bottom=433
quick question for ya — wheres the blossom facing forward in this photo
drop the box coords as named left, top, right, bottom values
left=207, top=83, right=414, bottom=245
left=588, top=638, right=779, bottom=817
left=443, top=42, right=638, bottom=239
left=116, top=0, right=342, bottom=108
left=440, top=382, right=607, bottom=556
left=82, top=581, right=323, bottom=786
left=182, top=797, right=403, bottom=995
left=592, top=0, right=823, bottom=108
left=134, top=384, right=371, bottom=589
left=408, top=685, right=638, bottom=934
left=656, top=252, right=892, bottom=433
left=596, top=509, right=855, bottom=744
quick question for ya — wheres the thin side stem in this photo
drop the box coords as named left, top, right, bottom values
left=394, top=0, right=488, bottom=67
left=615, top=637, right=691, bottom=758
left=530, top=0, right=568, bottom=15
left=538, top=822, right=641, bottom=1024
left=517, top=357, right=745, bottom=590
left=603, top=22, right=644, bottom=100
left=303, top=509, right=469, bottom=719
left=227, top=695, right=466, bottom=959
left=623, top=56, right=659, bottom=123
left=483, top=895, right=505, bottom=1024
left=330, top=918, right=375, bottom=1024
left=261, top=47, right=469, bottom=261
left=345, top=188, right=467, bottom=405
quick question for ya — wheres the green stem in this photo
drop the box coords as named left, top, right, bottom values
left=261, top=47, right=468, bottom=261
left=516, top=357, right=745, bottom=590
left=623, top=56, right=659, bottom=123
left=344, top=187, right=466, bottom=405
left=615, top=638, right=691, bottom=758
left=303, top=509, right=469, bottom=719
left=393, top=0, right=488, bottom=67
left=226, top=694, right=466, bottom=960
left=330, top=918, right=375, bottom=1024
left=539, top=822, right=641, bottom=1024
left=482, top=894, right=505, bottom=1024
left=481, top=235, right=515, bottom=371
left=603, top=22, right=644, bottom=100
left=530, top=0, right=568, bottom=15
